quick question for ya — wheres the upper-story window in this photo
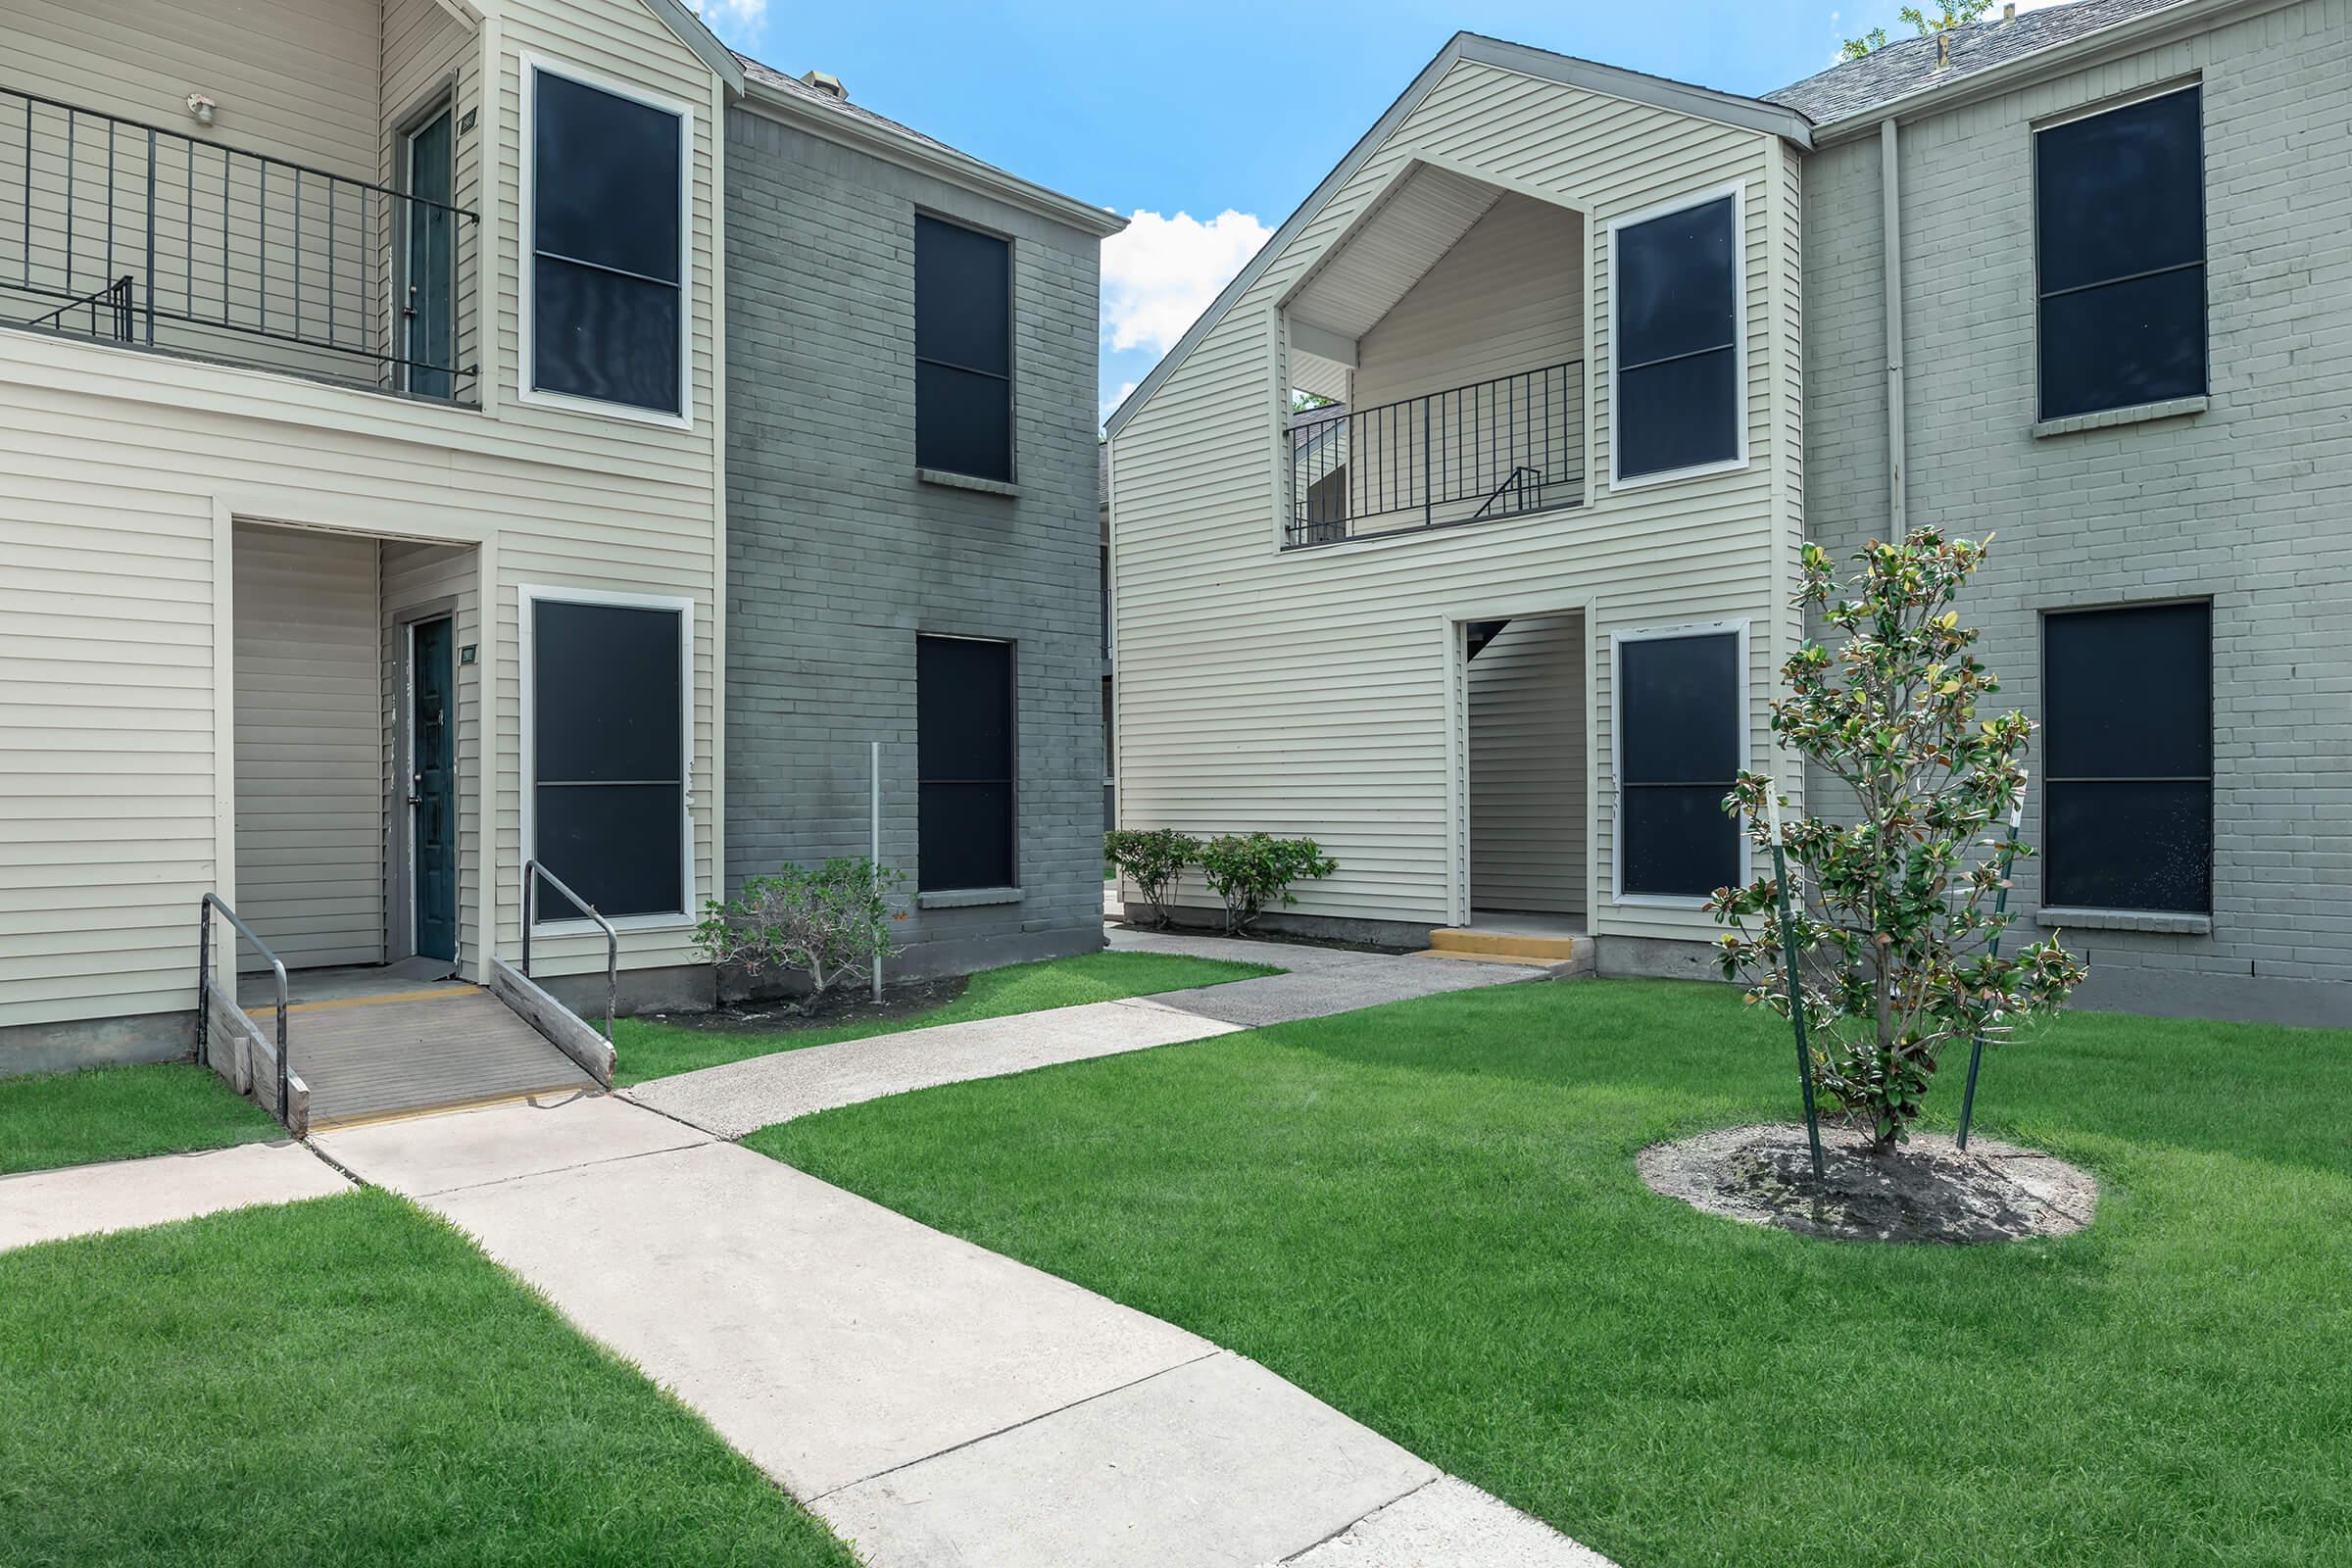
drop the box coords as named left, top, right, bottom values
left=524, top=60, right=690, bottom=423
left=1609, top=191, right=1741, bottom=487
left=915, top=215, right=1013, bottom=482
left=2034, top=85, right=2206, bottom=421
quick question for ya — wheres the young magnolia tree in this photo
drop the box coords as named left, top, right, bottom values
left=1708, top=530, right=2087, bottom=1147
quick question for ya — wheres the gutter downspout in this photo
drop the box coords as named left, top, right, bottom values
left=1882, top=117, right=1906, bottom=545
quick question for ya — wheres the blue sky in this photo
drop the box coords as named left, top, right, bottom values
left=687, top=1, right=2016, bottom=421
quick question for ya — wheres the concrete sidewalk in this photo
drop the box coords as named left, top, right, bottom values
left=628, top=925, right=1536, bottom=1137
left=0, top=1140, right=352, bottom=1251
left=313, top=1094, right=1599, bottom=1567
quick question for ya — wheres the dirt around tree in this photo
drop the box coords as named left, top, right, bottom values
left=1638, top=1123, right=2097, bottom=1245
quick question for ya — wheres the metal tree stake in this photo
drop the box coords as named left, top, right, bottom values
left=1768, top=787, right=1826, bottom=1185
left=1956, top=769, right=2027, bottom=1152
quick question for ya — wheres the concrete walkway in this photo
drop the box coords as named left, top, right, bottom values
left=314, top=1091, right=1609, bottom=1567
left=0, top=1140, right=352, bottom=1251
left=629, top=925, right=1536, bottom=1137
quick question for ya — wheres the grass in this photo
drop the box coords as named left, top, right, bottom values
left=755, top=980, right=2352, bottom=1568
left=0, top=1061, right=281, bottom=1175
left=0, top=1189, right=856, bottom=1567
left=612, top=949, right=1278, bottom=1087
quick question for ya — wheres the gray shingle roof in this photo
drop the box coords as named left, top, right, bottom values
left=1765, top=0, right=2191, bottom=124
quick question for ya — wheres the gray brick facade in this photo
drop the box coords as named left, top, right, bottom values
left=1800, top=0, right=2352, bottom=1024
left=723, top=106, right=1107, bottom=980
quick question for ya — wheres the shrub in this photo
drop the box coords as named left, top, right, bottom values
left=1708, top=529, right=2086, bottom=1147
left=1198, top=833, right=1337, bottom=935
left=695, top=858, right=906, bottom=1006
left=1103, top=827, right=1201, bottom=929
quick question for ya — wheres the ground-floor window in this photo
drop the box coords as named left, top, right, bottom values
left=1614, top=623, right=1743, bottom=901
left=523, top=586, right=693, bottom=922
left=917, top=634, right=1016, bottom=891
left=2042, top=601, right=2212, bottom=913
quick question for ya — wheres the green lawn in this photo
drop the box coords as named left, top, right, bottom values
left=0, top=1061, right=281, bottom=1175
left=612, top=949, right=1278, bottom=1087
left=0, top=1189, right=855, bottom=1567
left=755, top=980, right=2352, bottom=1568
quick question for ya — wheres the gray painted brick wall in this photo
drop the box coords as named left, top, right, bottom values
left=1800, top=0, right=2352, bottom=1024
left=723, top=107, right=1107, bottom=979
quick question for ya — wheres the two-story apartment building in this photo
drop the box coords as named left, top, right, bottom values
left=0, top=0, right=741, bottom=1108
left=1106, top=0, right=2352, bottom=1025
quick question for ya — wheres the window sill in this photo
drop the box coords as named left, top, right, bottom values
left=917, top=467, right=1019, bottom=498
left=917, top=886, right=1023, bottom=909
left=2036, top=906, right=2212, bottom=936
left=2030, top=395, right=2207, bottom=439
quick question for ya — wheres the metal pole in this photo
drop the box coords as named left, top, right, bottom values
left=194, top=897, right=213, bottom=1067
left=1769, top=789, right=1826, bottom=1185
left=1957, top=772, right=2028, bottom=1151
left=871, top=740, right=884, bottom=1004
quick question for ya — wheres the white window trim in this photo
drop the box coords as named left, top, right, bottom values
left=518, top=583, right=698, bottom=933
left=1604, top=182, right=1748, bottom=493
left=1609, top=617, right=1751, bottom=908
left=516, top=52, right=695, bottom=430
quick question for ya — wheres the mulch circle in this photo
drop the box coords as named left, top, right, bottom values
left=1637, top=1123, right=2098, bottom=1245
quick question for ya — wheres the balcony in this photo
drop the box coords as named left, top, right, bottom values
left=1287, top=361, right=1585, bottom=548
left=1, top=84, right=478, bottom=404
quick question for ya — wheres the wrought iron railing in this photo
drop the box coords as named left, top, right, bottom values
left=1288, top=361, right=1585, bottom=548
left=1, top=85, right=477, bottom=400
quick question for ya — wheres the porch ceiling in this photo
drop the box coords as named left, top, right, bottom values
left=1284, top=164, right=1503, bottom=351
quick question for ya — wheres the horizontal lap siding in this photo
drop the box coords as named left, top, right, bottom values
left=1469, top=614, right=1586, bottom=916
left=1113, top=58, right=1798, bottom=937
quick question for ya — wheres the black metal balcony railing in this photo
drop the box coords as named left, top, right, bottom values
left=1, top=85, right=477, bottom=400
left=1289, top=360, right=1585, bottom=548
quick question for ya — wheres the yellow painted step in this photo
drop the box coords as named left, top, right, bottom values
left=1427, top=928, right=1588, bottom=960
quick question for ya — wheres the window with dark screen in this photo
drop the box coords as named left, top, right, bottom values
left=915, top=216, right=1012, bottom=481
left=1616, top=628, right=1742, bottom=899
left=1612, top=193, right=1740, bottom=483
left=528, top=65, right=686, bottom=417
left=528, top=596, right=688, bottom=921
left=2035, top=85, right=2206, bottom=420
left=917, top=635, right=1016, bottom=891
left=2042, top=602, right=2211, bottom=913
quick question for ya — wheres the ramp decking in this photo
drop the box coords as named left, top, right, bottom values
left=264, top=988, right=595, bottom=1128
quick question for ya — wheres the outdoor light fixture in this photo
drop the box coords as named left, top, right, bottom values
left=185, top=93, right=217, bottom=127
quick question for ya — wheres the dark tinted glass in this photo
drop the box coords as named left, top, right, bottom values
left=915, top=361, right=1013, bottom=481
left=533, top=601, right=683, bottom=783
left=2043, top=602, right=2211, bottom=779
left=1617, top=350, right=1739, bottom=479
left=1622, top=784, right=1742, bottom=900
left=915, top=216, right=1010, bottom=376
left=2037, top=265, right=2204, bottom=420
left=917, top=636, right=1014, bottom=891
left=2045, top=779, right=2211, bottom=913
left=1620, top=632, right=1740, bottom=783
left=534, top=70, right=682, bottom=283
left=918, top=782, right=1014, bottom=892
left=2035, top=88, right=2202, bottom=295
left=531, top=258, right=682, bottom=415
left=533, top=783, right=685, bottom=919
left=1616, top=196, right=1737, bottom=366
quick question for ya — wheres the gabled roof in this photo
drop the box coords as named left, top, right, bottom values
left=1765, top=0, right=2191, bottom=124
left=735, top=54, right=1126, bottom=237
left=637, top=0, right=746, bottom=94
left=1102, top=31, right=1809, bottom=440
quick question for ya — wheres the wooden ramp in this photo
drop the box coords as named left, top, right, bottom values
left=264, top=988, right=597, bottom=1129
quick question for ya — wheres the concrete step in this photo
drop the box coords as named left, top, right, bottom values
left=1427, top=926, right=1592, bottom=962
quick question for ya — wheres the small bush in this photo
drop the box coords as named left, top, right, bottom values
left=696, top=859, right=906, bottom=1006
left=1103, top=827, right=1202, bottom=929
left=1198, top=833, right=1337, bottom=935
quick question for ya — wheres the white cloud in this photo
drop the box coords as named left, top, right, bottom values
left=1101, top=209, right=1272, bottom=356
left=687, top=0, right=766, bottom=35
left=1100, top=380, right=1137, bottom=427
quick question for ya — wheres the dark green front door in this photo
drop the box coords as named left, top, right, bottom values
left=412, top=616, right=458, bottom=962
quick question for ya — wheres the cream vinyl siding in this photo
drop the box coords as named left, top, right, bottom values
left=1351, top=192, right=1585, bottom=411
left=0, top=0, right=725, bottom=1034
left=1468, top=614, right=1586, bottom=918
left=1111, top=57, right=1801, bottom=939
left=381, top=539, right=480, bottom=962
left=233, top=522, right=384, bottom=969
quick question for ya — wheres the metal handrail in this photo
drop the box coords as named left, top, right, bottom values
left=1472, top=465, right=1545, bottom=520
left=26, top=272, right=133, bottom=337
left=519, top=859, right=618, bottom=1041
left=195, top=893, right=290, bottom=1125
